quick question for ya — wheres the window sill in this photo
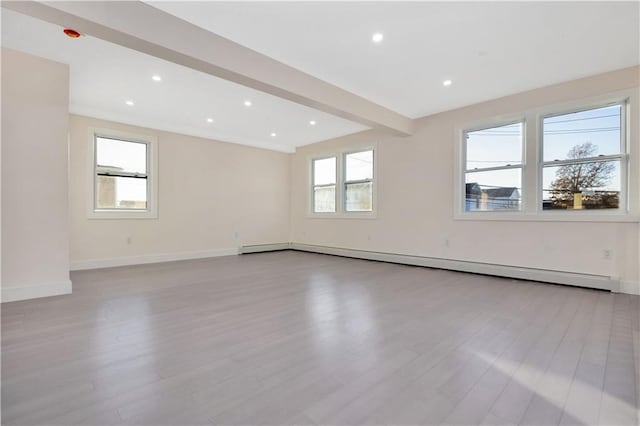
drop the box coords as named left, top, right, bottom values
left=88, top=210, right=158, bottom=220
left=307, top=212, right=377, bottom=220
left=454, top=212, right=639, bottom=223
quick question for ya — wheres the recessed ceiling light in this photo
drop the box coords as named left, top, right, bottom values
left=152, top=75, right=162, bottom=82
left=244, top=100, right=252, bottom=107
left=207, top=118, right=213, bottom=123
left=270, top=132, right=277, bottom=137
left=443, top=79, right=453, bottom=87
left=309, top=120, right=317, bottom=126
left=372, top=32, right=384, bottom=43
left=125, top=100, right=134, bottom=106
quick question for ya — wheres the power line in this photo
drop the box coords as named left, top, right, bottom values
left=544, top=113, right=619, bottom=125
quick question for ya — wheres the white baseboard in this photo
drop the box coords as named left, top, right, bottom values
left=70, top=248, right=239, bottom=271
left=619, top=280, right=640, bottom=295
left=2, top=279, right=72, bottom=303
left=290, top=243, right=618, bottom=292
left=240, top=243, right=291, bottom=254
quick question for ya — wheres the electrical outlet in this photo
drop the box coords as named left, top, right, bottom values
left=603, top=249, right=612, bottom=260
left=126, top=237, right=132, bottom=245
left=444, top=239, right=450, bottom=248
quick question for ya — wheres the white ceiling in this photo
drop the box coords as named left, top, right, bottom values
left=149, top=1, right=640, bottom=118
left=0, top=8, right=368, bottom=153
left=2, top=2, right=639, bottom=153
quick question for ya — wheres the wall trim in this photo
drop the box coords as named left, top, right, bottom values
left=289, top=243, right=618, bottom=292
left=240, top=243, right=291, bottom=254
left=2, top=280, right=72, bottom=303
left=619, top=280, right=640, bottom=295
left=70, top=248, right=239, bottom=271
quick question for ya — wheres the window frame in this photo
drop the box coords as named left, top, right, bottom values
left=454, top=89, right=638, bottom=222
left=311, top=155, right=337, bottom=214
left=462, top=119, right=526, bottom=215
left=308, top=145, right=377, bottom=219
left=343, top=149, right=375, bottom=213
left=87, top=127, right=158, bottom=219
left=538, top=100, right=628, bottom=215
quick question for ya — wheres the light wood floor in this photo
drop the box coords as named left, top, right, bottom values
left=2, top=251, right=639, bottom=426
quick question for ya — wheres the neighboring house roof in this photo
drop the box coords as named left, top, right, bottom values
left=485, top=187, right=519, bottom=198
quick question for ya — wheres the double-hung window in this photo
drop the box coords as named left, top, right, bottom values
left=463, top=122, right=524, bottom=212
left=312, top=157, right=337, bottom=213
left=458, top=94, right=633, bottom=220
left=89, top=129, right=158, bottom=219
left=310, top=148, right=375, bottom=215
left=344, top=150, right=374, bottom=212
left=541, top=103, right=625, bottom=211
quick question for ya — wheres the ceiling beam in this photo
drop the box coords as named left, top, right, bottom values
left=3, top=1, right=414, bottom=136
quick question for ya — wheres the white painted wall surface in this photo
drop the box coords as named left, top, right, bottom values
left=290, top=67, right=640, bottom=294
left=1, top=48, right=71, bottom=302
left=68, top=115, right=290, bottom=269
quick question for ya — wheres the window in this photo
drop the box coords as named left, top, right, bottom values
left=542, top=104, right=625, bottom=211
left=464, top=122, right=523, bottom=212
left=312, top=157, right=336, bottom=213
left=344, top=150, right=374, bottom=212
left=310, top=148, right=375, bottom=216
left=89, top=129, right=157, bottom=219
left=456, top=93, right=635, bottom=221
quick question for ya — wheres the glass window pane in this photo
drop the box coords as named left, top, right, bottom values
left=313, top=157, right=336, bottom=185
left=465, top=168, right=521, bottom=211
left=96, top=176, right=147, bottom=209
left=542, top=161, right=620, bottom=210
left=543, top=105, right=621, bottom=162
left=96, top=137, right=147, bottom=174
left=466, top=122, right=522, bottom=170
left=345, top=182, right=373, bottom=212
left=345, top=150, right=373, bottom=182
left=313, top=185, right=335, bottom=212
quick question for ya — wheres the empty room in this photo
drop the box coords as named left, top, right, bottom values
left=1, top=1, right=639, bottom=425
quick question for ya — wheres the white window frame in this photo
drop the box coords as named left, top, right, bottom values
left=461, top=120, right=525, bottom=215
left=454, top=89, right=639, bottom=222
left=87, top=127, right=158, bottom=219
left=308, top=145, right=377, bottom=219
left=538, top=100, right=628, bottom=216
left=343, top=149, right=375, bottom=213
left=311, top=155, right=337, bottom=214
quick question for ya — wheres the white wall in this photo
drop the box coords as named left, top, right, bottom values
left=290, top=67, right=640, bottom=294
left=1, top=48, right=71, bottom=302
left=69, top=115, right=290, bottom=269
left=3, top=48, right=639, bottom=300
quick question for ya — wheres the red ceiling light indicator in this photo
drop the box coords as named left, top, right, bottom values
left=63, top=28, right=81, bottom=38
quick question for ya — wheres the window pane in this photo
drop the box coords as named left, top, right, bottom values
left=465, top=168, right=521, bottom=211
left=345, top=182, right=373, bottom=212
left=345, top=150, right=373, bottom=181
left=466, top=122, right=522, bottom=170
left=543, top=105, right=621, bottom=162
left=313, top=157, right=336, bottom=185
left=313, top=185, right=336, bottom=212
left=96, top=176, right=147, bottom=209
left=542, top=161, right=620, bottom=210
left=96, top=137, right=147, bottom=174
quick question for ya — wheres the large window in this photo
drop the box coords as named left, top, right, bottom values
left=344, top=150, right=374, bottom=212
left=310, top=148, right=375, bottom=216
left=464, top=122, right=523, bottom=212
left=89, top=129, right=157, bottom=219
left=457, top=95, right=633, bottom=220
left=542, top=104, right=625, bottom=211
left=312, top=157, right=337, bottom=213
